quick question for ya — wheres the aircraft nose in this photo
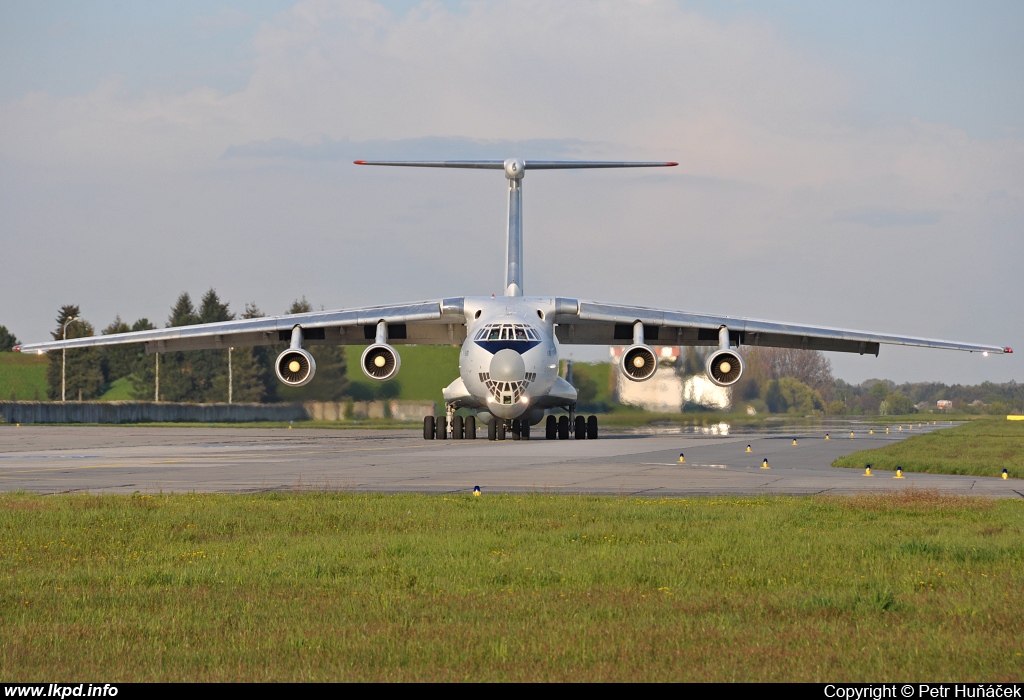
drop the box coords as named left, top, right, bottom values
left=489, top=348, right=526, bottom=382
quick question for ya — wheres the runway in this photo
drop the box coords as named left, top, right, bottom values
left=1, top=422, right=1019, bottom=497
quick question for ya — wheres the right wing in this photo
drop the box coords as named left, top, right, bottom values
left=551, top=299, right=1012, bottom=356
left=17, top=298, right=466, bottom=355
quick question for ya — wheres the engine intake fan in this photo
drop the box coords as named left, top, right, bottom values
left=275, top=348, right=316, bottom=387
left=706, top=349, right=743, bottom=387
left=620, top=344, right=658, bottom=382
left=361, top=344, right=401, bottom=381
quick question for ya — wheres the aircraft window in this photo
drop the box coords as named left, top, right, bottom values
left=488, top=327, right=501, bottom=340
left=515, top=328, right=527, bottom=340
left=526, top=328, right=538, bottom=340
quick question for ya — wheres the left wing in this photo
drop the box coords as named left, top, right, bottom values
left=552, top=299, right=1012, bottom=356
left=17, top=299, right=466, bottom=355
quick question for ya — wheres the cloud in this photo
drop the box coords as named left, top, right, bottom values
left=1, top=1, right=1021, bottom=384
left=835, top=207, right=942, bottom=228
left=222, top=135, right=603, bottom=161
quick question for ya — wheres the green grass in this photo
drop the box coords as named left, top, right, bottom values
left=1, top=491, right=1022, bottom=681
left=97, top=376, right=135, bottom=401
left=833, top=420, right=1024, bottom=479
left=0, top=352, right=48, bottom=401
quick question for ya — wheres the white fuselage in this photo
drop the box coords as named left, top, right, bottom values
left=447, top=296, right=576, bottom=421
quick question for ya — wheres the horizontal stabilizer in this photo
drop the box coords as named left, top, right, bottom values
left=354, top=160, right=677, bottom=169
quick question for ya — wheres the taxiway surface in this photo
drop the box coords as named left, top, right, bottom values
left=0, top=423, right=1019, bottom=497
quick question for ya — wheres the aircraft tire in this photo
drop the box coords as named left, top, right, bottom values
left=511, top=419, right=521, bottom=440
left=557, top=416, right=569, bottom=440
left=521, top=421, right=530, bottom=440
left=436, top=416, right=447, bottom=440
left=496, top=420, right=506, bottom=441
left=423, top=416, right=435, bottom=440
left=465, top=415, right=476, bottom=439
left=488, top=419, right=497, bottom=441
left=587, top=415, right=598, bottom=440
left=574, top=415, right=586, bottom=440
left=452, top=415, right=464, bottom=440
left=546, top=415, right=557, bottom=440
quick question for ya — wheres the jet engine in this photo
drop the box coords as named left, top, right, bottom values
left=361, top=344, right=401, bottom=381
left=275, top=348, right=316, bottom=387
left=620, top=344, right=658, bottom=382
left=705, top=349, right=744, bottom=387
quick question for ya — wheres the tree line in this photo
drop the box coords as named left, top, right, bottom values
left=39, top=290, right=349, bottom=403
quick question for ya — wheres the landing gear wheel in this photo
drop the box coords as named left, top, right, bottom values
left=452, top=415, right=464, bottom=440
left=496, top=420, right=506, bottom=441
left=436, top=416, right=447, bottom=440
left=511, top=419, right=521, bottom=440
left=488, top=418, right=497, bottom=441
left=465, top=415, right=476, bottom=439
left=557, top=415, right=569, bottom=440
left=546, top=415, right=557, bottom=440
left=423, top=416, right=435, bottom=440
left=574, top=415, right=586, bottom=440
left=521, top=421, right=530, bottom=440
left=586, top=415, right=598, bottom=440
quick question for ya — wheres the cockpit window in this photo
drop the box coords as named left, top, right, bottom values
left=475, top=323, right=541, bottom=343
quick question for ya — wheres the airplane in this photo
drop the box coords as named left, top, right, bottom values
left=16, top=159, right=1012, bottom=441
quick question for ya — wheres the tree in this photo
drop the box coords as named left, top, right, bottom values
left=99, top=316, right=137, bottom=382
left=880, top=392, right=915, bottom=416
left=275, top=297, right=349, bottom=402
left=241, top=302, right=276, bottom=402
left=742, top=347, right=834, bottom=401
left=764, top=378, right=823, bottom=414
left=45, top=306, right=104, bottom=401
left=189, top=288, right=235, bottom=400
left=0, top=325, right=18, bottom=352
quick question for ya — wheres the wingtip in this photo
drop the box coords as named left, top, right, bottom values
left=665, top=162, right=679, bottom=167
left=11, top=345, right=20, bottom=352
left=1006, top=347, right=1014, bottom=354
left=353, top=160, right=366, bottom=165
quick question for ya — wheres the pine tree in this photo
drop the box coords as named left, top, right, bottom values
left=0, top=325, right=18, bottom=352
left=127, top=319, right=159, bottom=400
left=244, top=302, right=277, bottom=402
left=100, top=316, right=135, bottom=382
left=158, top=293, right=204, bottom=402
left=190, top=288, right=235, bottom=401
left=45, top=306, right=104, bottom=400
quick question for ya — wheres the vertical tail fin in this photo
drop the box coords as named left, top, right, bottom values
left=354, top=159, right=677, bottom=297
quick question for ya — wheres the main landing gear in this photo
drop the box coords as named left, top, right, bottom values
left=424, top=409, right=597, bottom=441
left=545, top=412, right=598, bottom=440
left=423, top=413, right=477, bottom=440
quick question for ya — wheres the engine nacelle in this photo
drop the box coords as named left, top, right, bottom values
left=705, top=349, right=744, bottom=387
left=361, top=344, right=401, bottom=381
left=619, top=344, right=658, bottom=382
left=275, top=348, right=316, bottom=387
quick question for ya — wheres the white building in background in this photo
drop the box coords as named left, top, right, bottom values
left=609, top=347, right=730, bottom=412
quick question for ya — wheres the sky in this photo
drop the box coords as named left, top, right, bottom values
left=1, top=0, right=1021, bottom=385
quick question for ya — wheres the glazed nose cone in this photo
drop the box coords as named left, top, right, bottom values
left=489, top=348, right=526, bottom=382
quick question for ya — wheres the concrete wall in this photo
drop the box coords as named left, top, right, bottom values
left=0, top=401, right=308, bottom=425
left=303, top=400, right=435, bottom=422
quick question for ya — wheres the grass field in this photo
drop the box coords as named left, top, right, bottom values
left=1, top=490, right=1022, bottom=681
left=833, top=420, right=1024, bottom=479
left=0, top=353, right=48, bottom=401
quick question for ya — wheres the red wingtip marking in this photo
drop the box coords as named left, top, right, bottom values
left=12, top=346, right=20, bottom=352
left=1006, top=347, right=1013, bottom=354
left=666, top=162, right=679, bottom=166
left=353, top=160, right=366, bottom=165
